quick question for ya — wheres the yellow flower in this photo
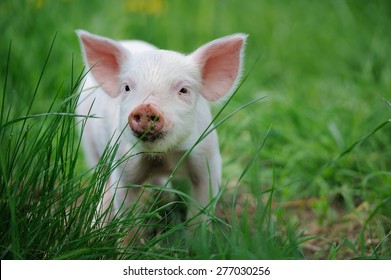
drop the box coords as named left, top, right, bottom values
left=34, top=0, right=46, bottom=9
left=124, top=0, right=164, bottom=15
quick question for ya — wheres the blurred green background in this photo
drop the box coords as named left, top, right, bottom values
left=1, top=0, right=390, bottom=258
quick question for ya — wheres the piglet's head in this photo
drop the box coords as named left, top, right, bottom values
left=77, top=30, right=247, bottom=152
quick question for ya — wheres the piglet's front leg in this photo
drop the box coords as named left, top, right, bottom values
left=186, top=143, right=222, bottom=223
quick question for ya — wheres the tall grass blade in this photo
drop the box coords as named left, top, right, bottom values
left=327, top=118, right=391, bottom=164
left=236, top=125, right=271, bottom=184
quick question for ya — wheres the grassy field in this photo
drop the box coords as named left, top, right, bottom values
left=1, top=0, right=390, bottom=259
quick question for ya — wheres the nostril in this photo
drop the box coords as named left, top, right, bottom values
left=148, top=114, right=159, bottom=123
left=133, top=114, right=141, bottom=122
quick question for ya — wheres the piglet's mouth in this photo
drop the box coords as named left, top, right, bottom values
left=132, top=131, right=165, bottom=142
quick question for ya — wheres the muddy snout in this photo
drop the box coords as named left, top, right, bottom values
left=128, top=104, right=165, bottom=142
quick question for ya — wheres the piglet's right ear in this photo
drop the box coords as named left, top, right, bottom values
left=77, top=30, right=128, bottom=97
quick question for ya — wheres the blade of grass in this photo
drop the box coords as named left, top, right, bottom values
left=384, top=98, right=391, bottom=110
left=10, top=34, right=57, bottom=178
left=1, top=41, right=12, bottom=128
left=236, top=124, right=271, bottom=184
left=334, top=118, right=391, bottom=161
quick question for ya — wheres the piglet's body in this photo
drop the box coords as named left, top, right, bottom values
left=76, top=30, right=247, bottom=222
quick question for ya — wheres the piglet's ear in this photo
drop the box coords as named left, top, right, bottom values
left=77, top=30, right=128, bottom=97
left=191, top=34, right=247, bottom=101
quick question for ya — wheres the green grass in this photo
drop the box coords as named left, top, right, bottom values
left=1, top=0, right=391, bottom=259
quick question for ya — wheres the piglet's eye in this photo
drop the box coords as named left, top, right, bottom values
left=124, top=85, right=131, bottom=92
left=179, top=87, right=189, bottom=94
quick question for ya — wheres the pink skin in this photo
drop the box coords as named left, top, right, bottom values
left=76, top=30, right=247, bottom=232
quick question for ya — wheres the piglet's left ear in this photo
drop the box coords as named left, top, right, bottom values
left=191, top=34, right=247, bottom=102
left=77, top=30, right=129, bottom=98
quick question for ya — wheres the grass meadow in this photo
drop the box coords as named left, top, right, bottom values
left=1, top=0, right=390, bottom=259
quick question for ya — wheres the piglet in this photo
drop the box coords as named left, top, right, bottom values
left=76, top=30, right=247, bottom=226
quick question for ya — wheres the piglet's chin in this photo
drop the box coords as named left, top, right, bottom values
left=132, top=131, right=166, bottom=143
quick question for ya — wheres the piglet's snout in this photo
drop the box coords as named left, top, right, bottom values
left=128, top=104, right=165, bottom=141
